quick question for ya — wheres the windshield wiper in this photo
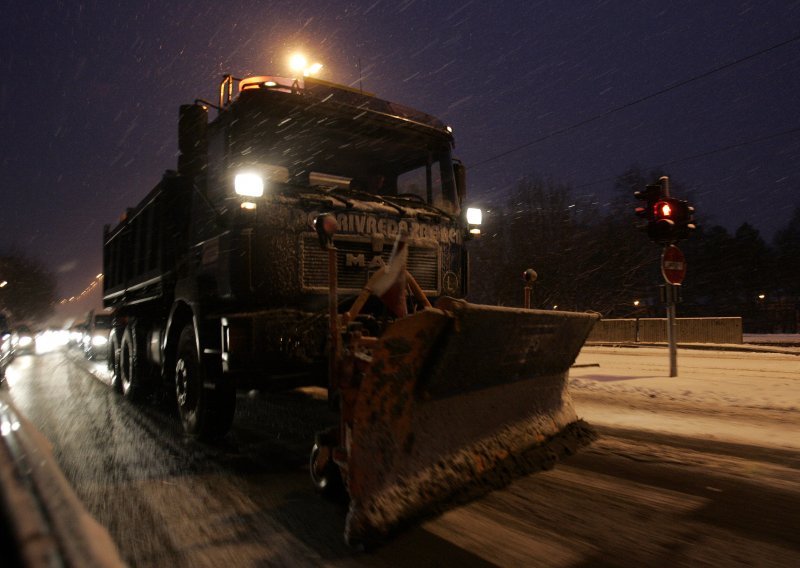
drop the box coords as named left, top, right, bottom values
left=315, top=185, right=408, bottom=215
left=281, top=183, right=354, bottom=208
left=380, top=194, right=453, bottom=219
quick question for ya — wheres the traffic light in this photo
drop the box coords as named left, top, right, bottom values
left=676, top=200, right=696, bottom=240
left=634, top=177, right=696, bottom=244
left=647, top=198, right=678, bottom=243
left=646, top=197, right=696, bottom=243
left=634, top=183, right=662, bottom=221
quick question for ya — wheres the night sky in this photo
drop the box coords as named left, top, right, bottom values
left=2, top=1, right=800, bottom=321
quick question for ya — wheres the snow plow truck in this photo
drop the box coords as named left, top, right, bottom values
left=102, top=73, right=599, bottom=544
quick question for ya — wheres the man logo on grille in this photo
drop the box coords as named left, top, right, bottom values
left=345, top=253, right=385, bottom=269
left=345, top=253, right=366, bottom=268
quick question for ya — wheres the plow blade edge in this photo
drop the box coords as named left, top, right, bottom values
left=344, top=300, right=599, bottom=544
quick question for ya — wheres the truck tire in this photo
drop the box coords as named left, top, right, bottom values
left=108, top=331, right=122, bottom=393
left=120, top=324, right=150, bottom=401
left=175, top=324, right=235, bottom=439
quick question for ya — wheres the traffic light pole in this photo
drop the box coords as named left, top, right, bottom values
left=665, top=283, right=678, bottom=377
left=659, top=177, right=678, bottom=377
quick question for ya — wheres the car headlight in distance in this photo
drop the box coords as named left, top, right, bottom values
left=92, top=335, right=108, bottom=347
left=234, top=173, right=264, bottom=197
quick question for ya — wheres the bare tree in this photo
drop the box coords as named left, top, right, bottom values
left=470, top=176, right=659, bottom=315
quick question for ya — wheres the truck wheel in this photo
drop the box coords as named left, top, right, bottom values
left=108, top=331, right=122, bottom=393
left=175, top=324, right=235, bottom=439
left=309, top=443, right=345, bottom=499
left=120, top=325, right=149, bottom=401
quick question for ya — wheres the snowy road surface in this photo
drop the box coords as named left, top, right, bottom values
left=1, top=345, right=798, bottom=566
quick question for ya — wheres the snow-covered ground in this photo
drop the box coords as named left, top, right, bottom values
left=570, top=345, right=800, bottom=451
left=744, top=333, right=800, bottom=344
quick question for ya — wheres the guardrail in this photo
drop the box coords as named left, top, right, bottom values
left=587, top=317, right=743, bottom=344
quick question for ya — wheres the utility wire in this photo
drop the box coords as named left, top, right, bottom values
left=468, top=33, right=800, bottom=171
left=573, top=125, right=800, bottom=190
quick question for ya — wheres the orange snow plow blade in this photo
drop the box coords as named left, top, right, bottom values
left=343, top=298, right=599, bottom=544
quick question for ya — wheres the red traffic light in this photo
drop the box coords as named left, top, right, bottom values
left=647, top=197, right=696, bottom=243
left=654, top=200, right=676, bottom=221
left=634, top=176, right=696, bottom=244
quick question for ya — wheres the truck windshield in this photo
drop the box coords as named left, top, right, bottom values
left=225, top=101, right=459, bottom=215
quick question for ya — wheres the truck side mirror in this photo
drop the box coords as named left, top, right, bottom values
left=314, top=214, right=338, bottom=249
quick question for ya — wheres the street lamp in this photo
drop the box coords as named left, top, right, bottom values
left=633, top=299, right=640, bottom=307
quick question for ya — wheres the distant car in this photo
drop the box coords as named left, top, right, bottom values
left=12, top=325, right=35, bottom=356
left=82, top=312, right=113, bottom=360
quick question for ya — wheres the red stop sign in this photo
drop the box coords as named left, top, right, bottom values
left=661, top=244, right=687, bottom=285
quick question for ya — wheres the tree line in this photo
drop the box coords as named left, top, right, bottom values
left=468, top=167, right=800, bottom=333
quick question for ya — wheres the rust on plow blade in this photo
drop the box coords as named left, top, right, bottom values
left=344, top=300, right=600, bottom=545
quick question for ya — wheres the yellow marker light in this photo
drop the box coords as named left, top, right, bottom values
left=289, top=53, right=308, bottom=73
left=305, top=62, right=323, bottom=76
left=288, top=52, right=323, bottom=77
left=234, top=173, right=264, bottom=197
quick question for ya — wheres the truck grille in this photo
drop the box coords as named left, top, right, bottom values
left=302, top=235, right=439, bottom=293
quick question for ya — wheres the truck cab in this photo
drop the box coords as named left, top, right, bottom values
left=189, top=75, right=471, bottom=308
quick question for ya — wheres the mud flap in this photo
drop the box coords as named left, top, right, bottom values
left=344, top=300, right=599, bottom=545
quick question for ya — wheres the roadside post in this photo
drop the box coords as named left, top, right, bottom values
left=522, top=268, right=537, bottom=309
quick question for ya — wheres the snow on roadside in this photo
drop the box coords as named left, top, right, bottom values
left=744, top=333, right=800, bottom=344
left=569, top=346, right=800, bottom=450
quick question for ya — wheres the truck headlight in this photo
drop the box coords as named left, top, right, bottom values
left=466, top=207, right=482, bottom=225
left=466, top=207, right=482, bottom=236
left=92, top=335, right=108, bottom=347
left=234, top=173, right=264, bottom=197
